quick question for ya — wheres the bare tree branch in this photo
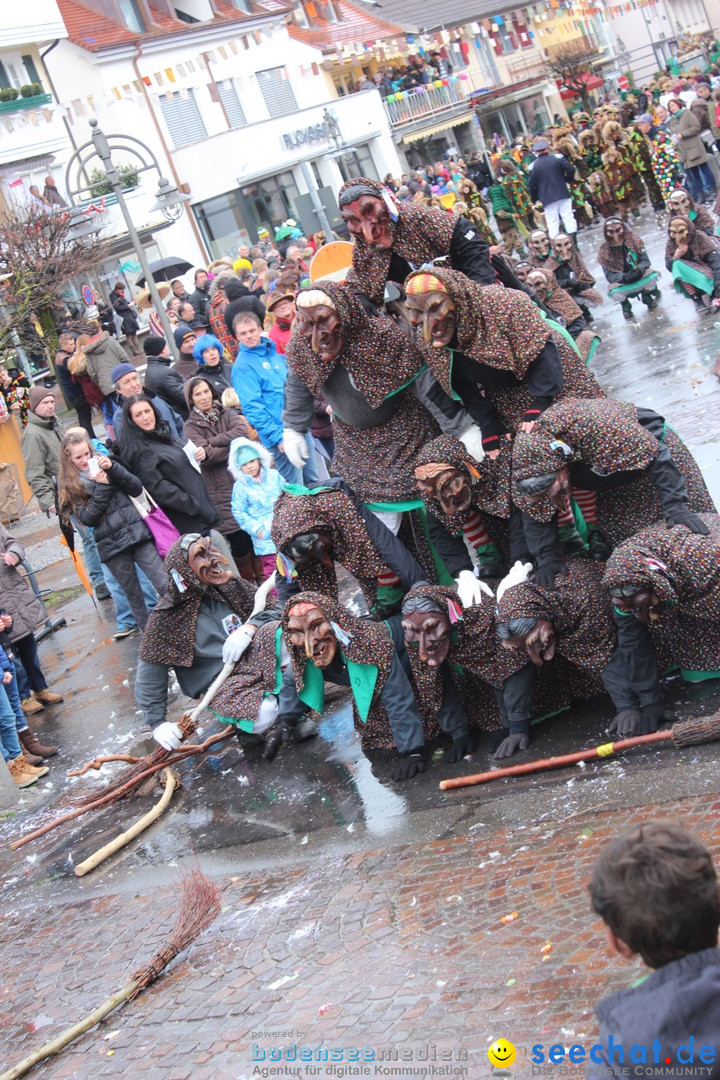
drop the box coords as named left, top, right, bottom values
left=545, top=42, right=595, bottom=111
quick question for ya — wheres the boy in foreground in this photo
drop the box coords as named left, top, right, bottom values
left=589, top=821, right=720, bottom=1078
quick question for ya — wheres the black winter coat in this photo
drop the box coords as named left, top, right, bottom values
left=195, top=360, right=233, bottom=397
left=528, top=153, right=575, bottom=205
left=224, top=294, right=267, bottom=337
left=143, top=357, right=189, bottom=419
left=189, top=285, right=210, bottom=321
left=74, top=461, right=149, bottom=561
left=121, top=430, right=221, bottom=535
left=109, top=290, right=139, bottom=334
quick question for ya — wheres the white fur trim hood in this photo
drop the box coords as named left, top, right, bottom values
left=228, top=437, right=274, bottom=482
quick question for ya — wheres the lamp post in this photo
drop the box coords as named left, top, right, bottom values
left=65, top=119, right=190, bottom=360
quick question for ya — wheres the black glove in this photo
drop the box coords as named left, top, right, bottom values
left=665, top=510, right=710, bottom=535
left=392, top=747, right=427, bottom=781
left=442, top=732, right=477, bottom=763
left=481, top=432, right=502, bottom=453
left=262, top=716, right=292, bottom=761
left=533, top=559, right=568, bottom=590
left=607, top=709, right=652, bottom=738
left=621, top=267, right=642, bottom=283
left=493, top=731, right=530, bottom=759
left=641, top=703, right=678, bottom=729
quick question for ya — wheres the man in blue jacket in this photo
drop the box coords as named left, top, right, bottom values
left=230, top=311, right=318, bottom=486
left=528, top=137, right=577, bottom=239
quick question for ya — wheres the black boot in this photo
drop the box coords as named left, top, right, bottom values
left=586, top=525, right=612, bottom=562
left=620, top=299, right=634, bottom=320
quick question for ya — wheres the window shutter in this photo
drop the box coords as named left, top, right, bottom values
left=216, top=79, right=247, bottom=128
left=256, top=67, right=298, bottom=118
left=159, top=90, right=207, bottom=148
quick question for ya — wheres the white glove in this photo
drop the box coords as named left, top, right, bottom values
left=222, top=628, right=253, bottom=665
left=458, top=424, right=485, bottom=463
left=254, top=694, right=279, bottom=735
left=153, top=721, right=183, bottom=751
left=496, top=561, right=534, bottom=604
left=455, top=569, right=494, bottom=608
left=282, top=428, right=309, bottom=469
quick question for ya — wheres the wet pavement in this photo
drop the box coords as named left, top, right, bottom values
left=1, top=204, right=720, bottom=1079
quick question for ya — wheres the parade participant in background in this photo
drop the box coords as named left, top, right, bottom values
left=282, top=280, right=483, bottom=507
left=666, top=187, right=717, bottom=235
left=231, top=311, right=319, bottom=488
left=487, top=166, right=523, bottom=255
left=270, top=479, right=427, bottom=615
left=665, top=217, right=720, bottom=312
left=280, top=591, right=472, bottom=778
left=547, top=232, right=603, bottom=316
left=512, top=397, right=715, bottom=574
left=141, top=335, right=188, bottom=420
left=183, top=377, right=256, bottom=576
left=525, top=268, right=600, bottom=363
left=495, top=560, right=640, bottom=751
left=58, top=429, right=167, bottom=632
left=117, top=394, right=221, bottom=536
left=336, top=177, right=497, bottom=307
left=528, top=138, right=577, bottom=239
left=600, top=145, right=640, bottom=220
left=635, top=113, right=681, bottom=203
left=603, top=514, right=720, bottom=731
left=229, top=439, right=284, bottom=584
left=134, top=534, right=302, bottom=750
left=597, top=218, right=661, bottom=319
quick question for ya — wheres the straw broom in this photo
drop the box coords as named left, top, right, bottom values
left=0, top=868, right=221, bottom=1080
left=439, top=713, right=720, bottom=791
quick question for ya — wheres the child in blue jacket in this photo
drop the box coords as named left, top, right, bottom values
left=229, top=438, right=284, bottom=581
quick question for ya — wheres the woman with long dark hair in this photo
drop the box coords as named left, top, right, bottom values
left=58, top=428, right=167, bottom=630
left=116, top=394, right=220, bottom=535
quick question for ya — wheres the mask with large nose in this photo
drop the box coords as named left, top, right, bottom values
left=295, top=296, right=344, bottom=362
left=405, top=276, right=457, bottom=348
left=414, top=462, right=472, bottom=517
left=286, top=602, right=338, bottom=668
left=339, top=194, right=394, bottom=249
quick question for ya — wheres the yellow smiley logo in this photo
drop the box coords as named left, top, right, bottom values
left=488, top=1039, right=517, bottom=1069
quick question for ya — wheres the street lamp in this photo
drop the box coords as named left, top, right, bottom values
left=65, top=118, right=190, bottom=359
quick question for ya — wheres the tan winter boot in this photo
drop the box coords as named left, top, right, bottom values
left=21, top=696, right=44, bottom=715
left=20, top=727, right=58, bottom=759
left=34, top=688, right=63, bottom=705
left=7, top=755, right=39, bottom=787
left=21, top=754, right=49, bottom=778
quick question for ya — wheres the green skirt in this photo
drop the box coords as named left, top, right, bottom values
left=672, top=261, right=714, bottom=296
left=609, top=270, right=659, bottom=298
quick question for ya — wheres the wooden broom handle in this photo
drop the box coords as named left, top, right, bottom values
left=439, top=729, right=674, bottom=790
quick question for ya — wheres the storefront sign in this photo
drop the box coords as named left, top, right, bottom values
left=281, top=111, right=341, bottom=152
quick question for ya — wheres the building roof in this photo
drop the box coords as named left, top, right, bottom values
left=288, top=0, right=405, bottom=52
left=56, top=0, right=289, bottom=53
left=344, top=0, right=530, bottom=34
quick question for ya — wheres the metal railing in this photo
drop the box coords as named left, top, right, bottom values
left=381, top=74, right=482, bottom=130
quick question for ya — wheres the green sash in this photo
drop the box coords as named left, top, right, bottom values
left=298, top=654, right=379, bottom=723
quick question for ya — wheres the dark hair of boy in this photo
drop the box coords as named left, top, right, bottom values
left=589, top=821, right=720, bottom=969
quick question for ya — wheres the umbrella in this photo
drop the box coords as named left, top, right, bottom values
left=135, top=256, right=193, bottom=288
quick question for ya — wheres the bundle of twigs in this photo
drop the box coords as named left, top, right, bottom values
left=0, top=868, right=221, bottom=1080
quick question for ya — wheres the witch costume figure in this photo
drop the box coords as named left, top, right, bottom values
left=603, top=513, right=720, bottom=733
left=511, top=397, right=715, bottom=577
left=526, top=268, right=601, bottom=363
left=403, top=266, right=605, bottom=586
left=597, top=217, right=661, bottom=319
left=278, top=591, right=473, bottom=779
left=495, top=560, right=643, bottom=749
left=337, top=176, right=509, bottom=307
left=270, top=479, right=426, bottom=617
left=135, top=534, right=316, bottom=750
left=546, top=232, right=604, bottom=316
left=665, top=217, right=720, bottom=312
left=666, top=188, right=717, bottom=236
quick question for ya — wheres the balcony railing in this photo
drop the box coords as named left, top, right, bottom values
left=0, top=92, right=52, bottom=115
left=381, top=73, right=485, bottom=131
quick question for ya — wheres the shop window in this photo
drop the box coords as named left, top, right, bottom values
left=337, top=145, right=378, bottom=183
left=118, top=0, right=145, bottom=32
left=216, top=79, right=247, bottom=128
left=231, top=0, right=252, bottom=9
left=159, top=89, right=207, bottom=148
left=496, top=24, right=517, bottom=54
left=256, top=67, right=298, bottom=119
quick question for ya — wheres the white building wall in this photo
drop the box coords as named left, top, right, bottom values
left=0, top=0, right=66, bottom=49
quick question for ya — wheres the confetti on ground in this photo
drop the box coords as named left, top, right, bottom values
left=541, top=941, right=553, bottom=954
left=501, top=912, right=519, bottom=924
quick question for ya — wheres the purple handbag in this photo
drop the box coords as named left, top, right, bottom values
left=129, top=489, right=180, bottom=558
